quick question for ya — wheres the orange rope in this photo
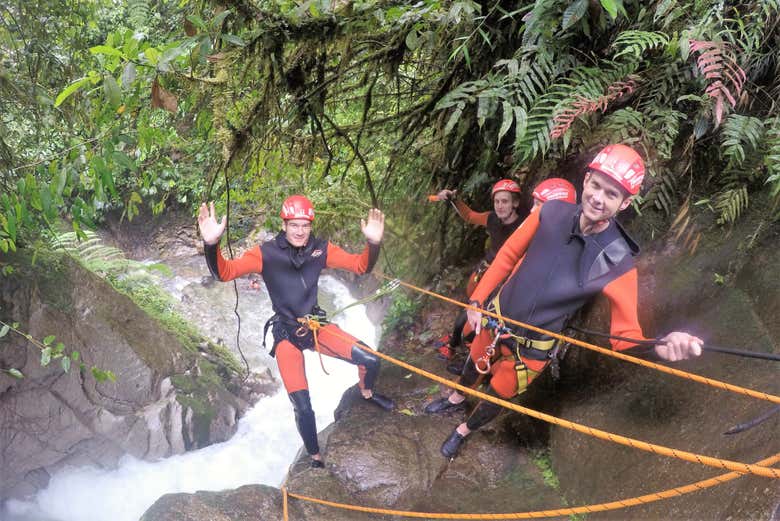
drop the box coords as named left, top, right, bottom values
left=376, top=273, right=780, bottom=405
left=299, top=317, right=780, bottom=479
left=282, top=451, right=780, bottom=519
left=298, top=317, right=329, bottom=375
left=282, top=483, right=289, bottom=521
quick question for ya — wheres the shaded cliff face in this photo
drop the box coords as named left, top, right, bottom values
left=549, top=219, right=780, bottom=520
left=0, top=251, right=269, bottom=501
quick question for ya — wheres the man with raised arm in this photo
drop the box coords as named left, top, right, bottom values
left=198, top=195, right=395, bottom=468
left=425, top=144, right=703, bottom=459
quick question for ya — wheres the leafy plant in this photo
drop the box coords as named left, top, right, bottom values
left=0, top=320, right=114, bottom=382
left=382, top=292, right=422, bottom=333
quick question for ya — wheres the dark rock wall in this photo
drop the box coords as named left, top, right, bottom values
left=0, top=251, right=254, bottom=500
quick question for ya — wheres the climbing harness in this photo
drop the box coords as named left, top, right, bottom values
left=297, top=312, right=330, bottom=375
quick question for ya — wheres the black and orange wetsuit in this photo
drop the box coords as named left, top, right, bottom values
left=457, top=200, right=649, bottom=430
left=452, top=199, right=524, bottom=294
left=204, top=232, right=380, bottom=456
left=445, top=200, right=526, bottom=356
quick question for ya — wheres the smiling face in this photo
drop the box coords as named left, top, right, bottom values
left=282, top=218, right=312, bottom=248
left=580, top=171, right=633, bottom=224
left=492, top=191, right=520, bottom=222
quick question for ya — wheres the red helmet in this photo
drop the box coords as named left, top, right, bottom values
left=533, top=178, right=577, bottom=204
left=588, top=144, right=645, bottom=195
left=280, top=195, right=315, bottom=221
left=491, top=179, right=521, bottom=196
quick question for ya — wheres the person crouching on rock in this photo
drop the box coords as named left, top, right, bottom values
left=425, top=144, right=703, bottom=459
left=198, top=195, right=395, bottom=468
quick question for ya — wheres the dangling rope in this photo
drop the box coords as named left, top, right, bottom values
left=223, top=168, right=251, bottom=380
left=297, top=316, right=329, bottom=375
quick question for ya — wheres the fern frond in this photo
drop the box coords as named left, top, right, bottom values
left=595, top=107, right=646, bottom=144
left=550, top=77, right=637, bottom=139
left=612, top=31, right=670, bottom=60
left=764, top=116, right=780, bottom=199
left=688, top=40, right=746, bottom=127
left=714, top=185, right=749, bottom=224
left=643, top=167, right=677, bottom=216
left=645, top=108, right=685, bottom=160
left=128, top=0, right=151, bottom=30
left=720, top=114, right=764, bottom=167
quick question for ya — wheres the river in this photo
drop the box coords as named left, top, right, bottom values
left=2, top=253, right=380, bottom=521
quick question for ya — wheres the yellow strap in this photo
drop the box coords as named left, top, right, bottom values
left=487, top=296, right=556, bottom=351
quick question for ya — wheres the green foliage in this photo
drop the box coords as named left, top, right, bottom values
left=3, top=0, right=780, bottom=295
left=0, top=319, right=110, bottom=381
left=765, top=117, right=780, bottom=200
left=382, top=292, right=422, bottom=334
left=721, top=114, right=765, bottom=168
left=612, top=30, right=670, bottom=60
left=532, top=449, right=560, bottom=489
left=714, top=186, right=749, bottom=225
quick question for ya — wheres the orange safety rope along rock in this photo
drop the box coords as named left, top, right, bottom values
left=376, top=273, right=780, bottom=405
left=305, top=318, right=780, bottom=479
left=281, top=451, right=780, bottom=519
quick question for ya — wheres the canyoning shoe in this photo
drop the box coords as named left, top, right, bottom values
left=311, top=458, right=325, bottom=469
left=436, top=345, right=453, bottom=360
left=441, top=429, right=466, bottom=459
left=446, top=360, right=464, bottom=375
left=433, top=334, right=452, bottom=360
left=365, top=392, right=395, bottom=411
left=424, top=397, right=465, bottom=414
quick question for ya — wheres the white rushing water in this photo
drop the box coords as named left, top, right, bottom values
left=2, top=270, right=380, bottom=521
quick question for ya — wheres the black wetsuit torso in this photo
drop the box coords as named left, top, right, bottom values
left=496, top=200, right=639, bottom=340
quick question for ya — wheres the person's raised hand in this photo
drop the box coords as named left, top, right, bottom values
left=198, top=202, right=227, bottom=245
left=437, top=189, right=456, bottom=201
left=361, top=208, right=385, bottom=245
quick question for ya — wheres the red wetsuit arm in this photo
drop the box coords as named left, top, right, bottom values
left=602, top=267, right=651, bottom=351
left=453, top=200, right=489, bottom=227
left=213, top=245, right=263, bottom=281
left=325, top=242, right=378, bottom=274
left=469, top=210, right=540, bottom=304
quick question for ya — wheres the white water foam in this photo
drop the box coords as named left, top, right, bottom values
left=3, top=274, right=379, bottom=521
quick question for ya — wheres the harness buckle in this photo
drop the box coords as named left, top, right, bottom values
left=476, top=333, right=500, bottom=375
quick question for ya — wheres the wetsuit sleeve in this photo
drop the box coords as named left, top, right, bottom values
left=454, top=200, right=489, bottom=227
left=204, top=243, right=263, bottom=281
left=469, top=210, right=541, bottom=305
left=325, top=242, right=379, bottom=274
left=602, top=267, right=651, bottom=351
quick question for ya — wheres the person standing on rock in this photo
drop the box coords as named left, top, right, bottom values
left=198, top=195, right=395, bottom=468
left=442, top=177, right=578, bottom=375
left=433, top=179, right=527, bottom=363
left=425, top=144, right=703, bottom=458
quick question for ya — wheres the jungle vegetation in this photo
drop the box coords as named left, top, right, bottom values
left=2, top=0, right=780, bottom=280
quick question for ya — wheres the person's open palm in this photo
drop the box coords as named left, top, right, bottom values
left=361, top=208, right=385, bottom=244
left=198, top=202, right=226, bottom=245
